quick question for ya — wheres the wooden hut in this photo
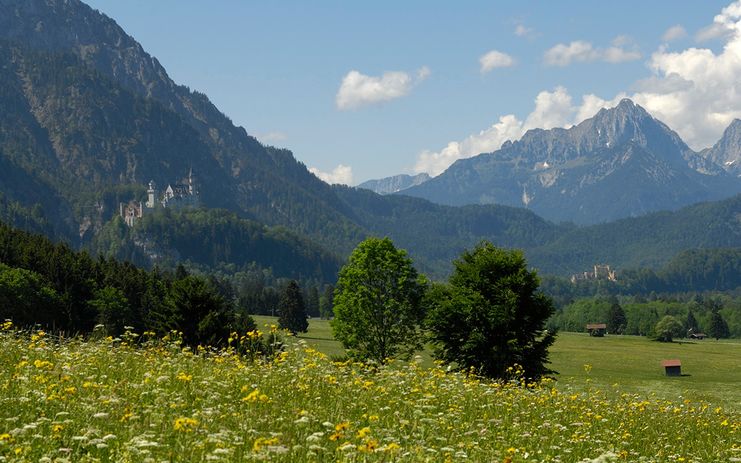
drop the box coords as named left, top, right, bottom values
left=661, top=359, right=682, bottom=376
left=586, top=323, right=607, bottom=337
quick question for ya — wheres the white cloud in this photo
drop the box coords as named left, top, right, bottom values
left=662, top=25, right=687, bottom=42
left=413, top=87, right=620, bottom=176
left=336, top=67, right=429, bottom=110
left=415, top=1, right=741, bottom=176
left=255, top=131, right=287, bottom=144
left=479, top=50, right=516, bottom=73
left=543, top=40, right=599, bottom=66
left=543, top=37, right=641, bottom=66
left=414, top=114, right=523, bottom=176
left=309, top=164, right=354, bottom=185
left=514, top=24, right=536, bottom=39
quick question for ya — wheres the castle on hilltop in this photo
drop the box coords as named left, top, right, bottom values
left=119, top=168, right=200, bottom=226
left=570, top=264, right=617, bottom=284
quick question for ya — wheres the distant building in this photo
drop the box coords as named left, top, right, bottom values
left=586, top=323, right=607, bottom=337
left=119, top=168, right=200, bottom=226
left=571, top=264, right=617, bottom=284
left=661, top=359, right=682, bottom=376
left=119, top=200, right=143, bottom=227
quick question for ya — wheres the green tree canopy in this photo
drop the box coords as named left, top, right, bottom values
left=708, top=307, right=730, bottom=340
left=278, top=280, right=309, bottom=334
left=164, top=276, right=232, bottom=346
left=426, top=242, right=556, bottom=380
left=331, top=237, right=427, bottom=363
left=607, top=301, right=627, bottom=334
left=89, top=286, right=132, bottom=336
left=654, top=315, right=683, bottom=342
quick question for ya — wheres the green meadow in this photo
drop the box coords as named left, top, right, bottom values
left=255, top=315, right=741, bottom=411
left=0, top=322, right=738, bottom=462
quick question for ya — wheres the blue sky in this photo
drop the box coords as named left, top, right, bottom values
left=84, top=1, right=738, bottom=184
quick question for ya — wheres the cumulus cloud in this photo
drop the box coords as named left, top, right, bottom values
left=413, top=87, right=623, bottom=176
left=336, top=67, right=430, bottom=110
left=309, top=164, right=354, bottom=185
left=479, top=50, right=516, bottom=73
left=415, top=1, right=741, bottom=176
left=543, top=37, right=641, bottom=66
left=662, top=25, right=687, bottom=42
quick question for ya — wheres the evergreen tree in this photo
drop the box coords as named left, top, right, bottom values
left=165, top=276, right=232, bottom=346
left=89, top=286, right=132, bottom=336
left=708, top=308, right=730, bottom=340
left=607, top=301, right=627, bottom=334
left=278, top=280, right=309, bottom=334
left=426, top=241, right=556, bottom=380
left=685, top=310, right=699, bottom=334
left=319, top=284, right=334, bottom=319
left=306, top=286, right=320, bottom=318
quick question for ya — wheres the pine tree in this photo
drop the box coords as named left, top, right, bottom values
left=306, top=286, right=320, bottom=318
left=607, top=301, right=627, bottom=334
left=708, top=308, right=730, bottom=340
left=319, top=284, right=334, bottom=319
left=278, top=280, right=309, bottom=334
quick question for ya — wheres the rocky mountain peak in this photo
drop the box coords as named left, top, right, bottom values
left=701, top=118, right=741, bottom=175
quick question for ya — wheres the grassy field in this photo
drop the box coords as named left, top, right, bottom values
left=0, top=321, right=738, bottom=462
left=255, top=316, right=741, bottom=411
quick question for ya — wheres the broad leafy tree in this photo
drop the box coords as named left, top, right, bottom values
left=426, top=241, right=556, bottom=380
left=654, top=315, right=683, bottom=342
left=332, top=237, right=427, bottom=363
left=278, top=280, right=309, bottom=334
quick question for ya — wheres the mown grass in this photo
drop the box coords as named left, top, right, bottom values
left=256, top=316, right=741, bottom=411
left=0, top=321, right=738, bottom=462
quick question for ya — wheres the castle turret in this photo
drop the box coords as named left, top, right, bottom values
left=146, top=180, right=157, bottom=208
left=188, top=167, right=198, bottom=196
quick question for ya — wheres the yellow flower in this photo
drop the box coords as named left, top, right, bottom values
left=176, top=371, right=192, bottom=382
left=0, top=433, right=12, bottom=442
left=242, top=388, right=262, bottom=402
left=52, top=424, right=64, bottom=433
left=335, top=421, right=350, bottom=432
left=356, top=426, right=371, bottom=438
left=173, top=416, right=198, bottom=432
left=33, top=359, right=53, bottom=370
left=253, top=436, right=279, bottom=452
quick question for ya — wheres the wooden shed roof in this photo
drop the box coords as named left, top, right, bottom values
left=661, top=359, right=681, bottom=367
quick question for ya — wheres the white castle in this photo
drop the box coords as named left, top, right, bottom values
left=119, top=168, right=200, bottom=226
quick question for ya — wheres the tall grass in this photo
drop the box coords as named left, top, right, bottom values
left=0, top=322, right=737, bottom=462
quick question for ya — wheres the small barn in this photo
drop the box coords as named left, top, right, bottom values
left=586, top=323, right=607, bottom=337
left=661, top=359, right=682, bottom=376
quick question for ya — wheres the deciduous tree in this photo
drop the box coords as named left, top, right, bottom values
left=332, top=237, right=426, bottom=363
left=426, top=242, right=556, bottom=380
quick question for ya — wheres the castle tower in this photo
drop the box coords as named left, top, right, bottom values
left=188, top=167, right=198, bottom=195
left=146, top=180, right=157, bottom=208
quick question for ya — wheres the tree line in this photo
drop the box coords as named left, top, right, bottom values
left=548, top=294, right=738, bottom=339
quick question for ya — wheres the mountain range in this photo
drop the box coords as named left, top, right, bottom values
left=397, top=100, right=741, bottom=224
left=0, top=0, right=739, bottom=281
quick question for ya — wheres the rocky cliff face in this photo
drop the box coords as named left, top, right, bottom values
left=403, top=100, right=741, bottom=224
left=357, top=173, right=431, bottom=195
left=0, top=0, right=366, bottom=249
left=701, top=119, right=741, bottom=176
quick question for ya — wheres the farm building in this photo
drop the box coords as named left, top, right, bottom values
left=661, top=359, right=682, bottom=376
left=586, top=323, right=607, bottom=337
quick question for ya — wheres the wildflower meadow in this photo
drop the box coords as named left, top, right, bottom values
left=0, top=321, right=738, bottom=462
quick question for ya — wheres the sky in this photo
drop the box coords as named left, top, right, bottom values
left=83, top=0, right=741, bottom=185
